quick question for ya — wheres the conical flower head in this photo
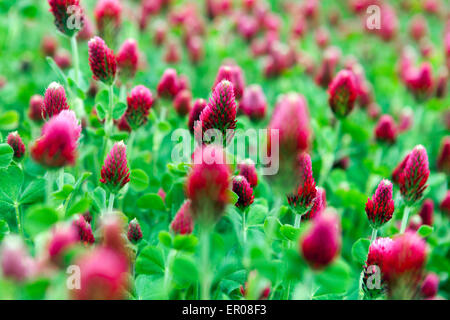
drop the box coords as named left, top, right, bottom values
left=124, top=85, right=153, bottom=130
left=72, top=214, right=95, bottom=245
left=440, top=191, right=450, bottom=215
left=188, top=98, right=207, bottom=133
left=419, top=199, right=434, bottom=226
left=328, top=69, right=358, bottom=118
left=399, top=145, right=430, bottom=205
left=7, top=132, right=25, bottom=160
left=48, top=0, right=85, bottom=37
left=47, top=224, right=78, bottom=264
left=303, top=187, right=326, bottom=221
left=421, top=273, right=439, bottom=299
left=392, top=153, right=410, bottom=185
left=300, top=210, right=341, bottom=269
left=28, top=94, right=44, bottom=122
left=42, top=82, right=69, bottom=120
left=287, top=152, right=317, bottom=214
left=31, top=110, right=80, bottom=168
left=375, top=114, right=397, bottom=144
left=100, top=142, right=130, bottom=193
left=94, top=0, right=122, bottom=46
left=237, top=159, right=258, bottom=187
left=116, top=39, right=139, bottom=81
left=127, top=218, right=143, bottom=244
left=173, top=90, right=192, bottom=117
left=88, top=36, right=117, bottom=85
left=232, top=175, right=254, bottom=209
left=404, top=62, right=434, bottom=101
left=437, top=136, right=450, bottom=174
left=239, top=84, right=267, bottom=120
left=157, top=68, right=179, bottom=99
left=365, top=179, right=395, bottom=229
left=194, top=80, right=237, bottom=145
left=171, top=200, right=194, bottom=235
left=186, top=145, right=231, bottom=225
left=213, top=65, right=245, bottom=100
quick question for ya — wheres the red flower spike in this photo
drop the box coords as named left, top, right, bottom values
left=125, top=85, right=153, bottom=130
left=287, top=153, right=317, bottom=214
left=399, top=145, right=430, bottom=205
left=47, top=225, right=78, bottom=264
left=365, top=179, right=395, bottom=229
left=440, top=191, right=450, bottom=215
left=173, top=90, right=192, bottom=117
left=7, top=132, right=25, bottom=160
left=28, top=94, right=44, bottom=122
left=42, top=82, right=69, bottom=120
left=437, top=136, right=450, bottom=174
left=328, top=69, right=358, bottom=118
left=116, top=39, right=139, bottom=81
left=232, top=175, right=254, bottom=209
left=239, top=84, right=267, bottom=120
left=171, top=200, right=194, bottom=235
left=303, top=187, right=326, bottom=221
left=94, top=0, right=122, bottom=39
left=421, top=273, right=439, bottom=298
left=300, top=210, right=341, bottom=269
left=54, top=50, right=71, bottom=69
left=404, top=62, right=434, bottom=101
left=237, top=159, right=258, bottom=187
left=72, top=215, right=95, bottom=245
left=419, top=199, right=434, bottom=226
left=127, top=218, right=143, bottom=244
left=48, top=0, right=85, bottom=37
left=374, top=114, right=397, bottom=144
left=213, top=65, right=245, bottom=100
left=157, top=68, right=179, bottom=99
left=100, top=142, right=130, bottom=193
left=88, top=36, right=117, bottom=85
left=392, top=153, right=410, bottom=185
left=186, top=145, right=231, bottom=224
left=188, top=99, right=207, bottom=133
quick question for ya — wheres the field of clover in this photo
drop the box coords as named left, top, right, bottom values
left=0, top=0, right=449, bottom=300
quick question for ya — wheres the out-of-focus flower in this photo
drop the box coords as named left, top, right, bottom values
left=436, top=136, right=450, bottom=174
left=48, top=0, right=85, bottom=37
left=47, top=225, right=78, bottom=264
left=237, top=14, right=259, bottom=41
left=157, top=68, right=180, bottom=99
left=399, top=145, right=430, bottom=205
left=300, top=210, right=341, bottom=269
left=315, top=47, right=341, bottom=88
left=7, top=132, right=25, bottom=160
left=187, top=35, right=204, bottom=64
left=421, top=273, right=439, bottom=298
left=287, top=152, right=317, bottom=214
left=328, top=70, right=358, bottom=118
left=77, top=15, right=94, bottom=41
left=42, top=82, right=69, bottom=120
left=315, top=28, right=329, bottom=49
left=100, top=142, right=130, bottom=193
left=419, top=199, right=434, bottom=227
left=94, top=0, right=122, bottom=46
left=232, top=175, right=254, bottom=209
left=0, top=235, right=35, bottom=282
left=365, top=179, right=395, bottom=229
left=28, top=94, right=44, bottom=122
left=173, top=90, right=192, bottom=117
left=237, top=159, right=258, bottom=187
left=171, top=200, right=194, bottom=234
left=188, top=99, right=207, bottom=133
left=116, top=39, right=139, bottom=81
left=213, top=65, right=245, bottom=100
left=409, top=15, right=428, bottom=42
left=435, top=67, right=448, bottom=98
left=123, top=85, right=153, bottom=130
left=153, top=21, right=167, bottom=46
left=88, top=36, right=117, bottom=85
left=54, top=50, right=71, bottom=69
left=127, top=218, right=143, bottom=244
left=440, top=191, right=450, bottom=215
left=374, top=115, right=397, bottom=144
left=398, top=108, right=413, bottom=132
left=239, top=84, right=267, bottom=120
left=41, top=35, right=57, bottom=57
left=164, top=40, right=181, bottom=64
left=404, top=62, right=434, bottom=101
left=72, top=214, right=95, bottom=244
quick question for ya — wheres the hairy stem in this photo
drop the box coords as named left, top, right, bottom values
left=199, top=224, right=211, bottom=300
left=108, top=192, right=115, bottom=213
left=70, top=36, right=80, bottom=85
left=370, top=228, right=378, bottom=243
left=400, top=205, right=411, bottom=234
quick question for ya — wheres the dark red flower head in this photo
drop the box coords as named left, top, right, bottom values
left=287, top=152, right=317, bottom=215
left=232, top=175, right=254, bottom=209
left=365, top=179, right=395, bottom=229
left=72, top=214, right=95, bottom=245
left=440, top=191, right=450, bottom=215
left=239, top=84, right=267, bottom=120
left=374, top=114, right=397, bottom=144
left=328, top=69, right=358, bottom=118
left=399, top=145, right=429, bottom=205
left=392, top=153, right=410, bottom=185
left=437, top=136, right=450, bottom=174
left=116, top=39, right=139, bottom=81
left=127, top=218, right=143, bottom=244
left=303, top=187, right=326, bottom=221
left=157, top=68, right=180, bottom=99
left=186, top=145, right=231, bottom=224
left=171, top=200, right=194, bottom=235
left=88, top=36, right=117, bottom=85
left=47, top=224, right=78, bottom=264
left=419, top=199, right=434, bottom=226
left=300, top=210, right=341, bottom=269
left=7, top=132, right=25, bottom=160
left=404, top=62, right=434, bottom=101
left=421, top=273, right=439, bottom=298
left=42, top=82, right=69, bottom=120
left=28, top=94, right=44, bottom=122
left=213, top=65, right=245, bottom=100
left=237, top=159, right=258, bottom=187
left=100, top=141, right=130, bottom=193
left=409, top=14, right=428, bottom=42
left=173, top=90, right=192, bottom=117
left=48, top=0, right=85, bottom=36
left=124, top=85, right=153, bottom=130
left=188, top=98, right=207, bottom=133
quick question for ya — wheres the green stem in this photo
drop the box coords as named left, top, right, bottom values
left=164, top=249, right=176, bottom=298
left=46, top=171, right=55, bottom=204
left=70, top=36, right=80, bottom=85
left=127, top=130, right=136, bottom=162
left=199, top=224, right=211, bottom=300
left=14, top=203, right=22, bottom=235
left=400, top=205, right=411, bottom=234
left=58, top=168, right=65, bottom=189
left=242, top=207, right=247, bottom=246
left=318, top=120, right=342, bottom=186
left=370, top=228, right=378, bottom=243
left=108, top=192, right=115, bottom=213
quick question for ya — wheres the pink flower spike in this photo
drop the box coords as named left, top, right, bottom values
left=237, top=159, right=258, bottom=187
left=88, top=36, right=117, bottom=85
left=436, top=136, right=450, bottom=174
left=127, top=218, right=143, bottom=244
left=232, top=175, right=254, bottom=209
left=365, top=179, right=395, bottom=229
left=125, top=85, right=153, bottom=130
left=116, top=39, right=139, bottom=81
left=399, top=145, right=430, bottom=205
left=328, top=69, right=358, bottom=118
left=7, top=131, right=25, bottom=160
left=188, top=99, right=207, bottom=133
left=157, top=68, right=179, bottom=99
left=374, top=114, right=397, bottom=144
left=42, top=82, right=69, bottom=120
left=100, top=141, right=130, bottom=193
left=171, top=200, right=194, bottom=235
left=287, top=152, right=317, bottom=214
left=239, top=84, right=267, bottom=121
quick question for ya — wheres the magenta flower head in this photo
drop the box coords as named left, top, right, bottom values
left=188, top=98, right=207, bottom=133
left=94, top=0, right=122, bottom=43
left=419, top=199, right=434, bottom=226
left=157, top=68, right=180, bottom=99
left=7, top=131, right=25, bottom=161
left=409, top=15, right=428, bottom=42
left=392, top=153, right=410, bottom=185
left=440, top=191, right=450, bottom=215
left=72, top=214, right=95, bottom=245
left=365, top=179, right=395, bottom=229
left=437, top=136, right=450, bottom=174
left=127, top=218, right=143, bottom=244
left=186, top=145, right=231, bottom=224
left=303, top=187, right=326, bottom=221
left=31, top=110, right=80, bottom=168
left=88, top=36, right=117, bottom=85
left=213, top=65, right=245, bottom=100
left=300, top=210, right=341, bottom=269
left=287, top=152, right=317, bottom=215
left=237, top=159, right=258, bottom=187
left=239, top=84, right=267, bottom=120
left=328, top=69, right=358, bottom=118
left=398, top=108, right=413, bottom=132
left=171, top=200, right=194, bottom=235
left=47, top=224, right=78, bottom=264
left=421, top=273, right=439, bottom=298
left=124, top=85, right=153, bottom=130
left=194, top=80, right=237, bottom=145
left=232, top=175, right=254, bottom=209
left=72, top=247, right=129, bottom=300
left=28, top=94, right=44, bottom=122
left=100, top=141, right=130, bottom=193
left=404, top=62, right=434, bottom=101
left=0, top=235, right=35, bottom=282
left=399, top=145, right=430, bottom=205
left=374, top=115, right=397, bottom=144
left=42, top=82, right=69, bottom=120
left=173, top=90, right=192, bottom=117
left=48, top=0, right=85, bottom=36
left=116, top=39, right=139, bottom=81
